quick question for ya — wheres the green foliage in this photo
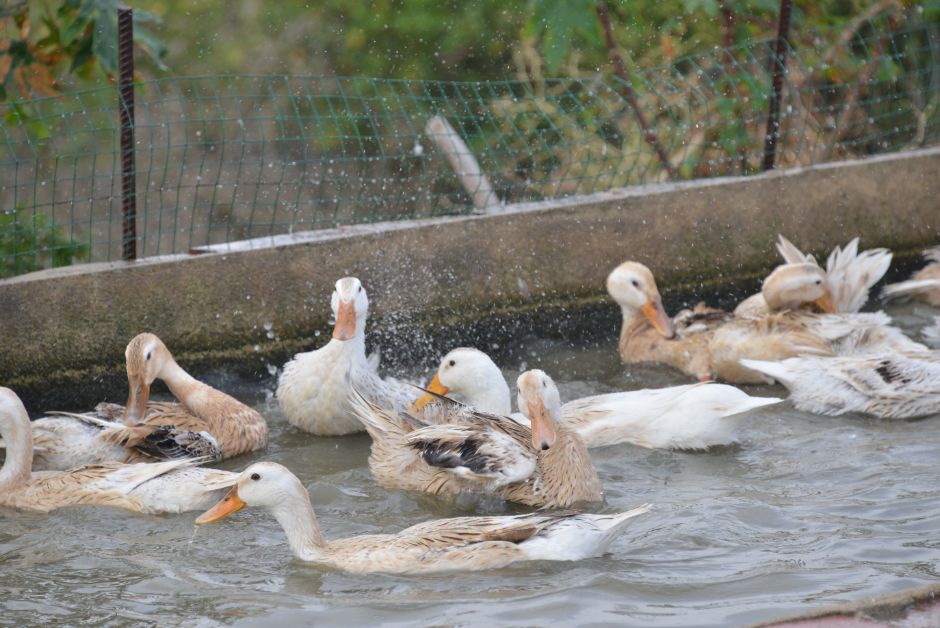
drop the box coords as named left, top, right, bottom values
left=0, top=0, right=166, bottom=101
left=0, top=209, right=88, bottom=277
left=524, top=0, right=599, bottom=72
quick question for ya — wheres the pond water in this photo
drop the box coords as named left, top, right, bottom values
left=2, top=302, right=939, bottom=627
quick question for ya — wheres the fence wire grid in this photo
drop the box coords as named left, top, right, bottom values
left=1, top=12, right=939, bottom=277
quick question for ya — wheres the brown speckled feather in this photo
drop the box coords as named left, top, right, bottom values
left=351, top=393, right=602, bottom=509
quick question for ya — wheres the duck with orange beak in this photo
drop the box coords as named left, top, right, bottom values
left=21, top=333, right=268, bottom=470
left=607, top=261, right=924, bottom=385
left=195, top=461, right=649, bottom=575
left=736, top=235, right=892, bottom=317
left=276, top=277, right=415, bottom=435
left=350, top=368, right=602, bottom=509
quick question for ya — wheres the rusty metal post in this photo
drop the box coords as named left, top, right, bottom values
left=762, top=0, right=793, bottom=171
left=118, top=6, right=137, bottom=261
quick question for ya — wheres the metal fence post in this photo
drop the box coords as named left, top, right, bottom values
left=762, top=0, right=793, bottom=171
left=118, top=6, right=137, bottom=261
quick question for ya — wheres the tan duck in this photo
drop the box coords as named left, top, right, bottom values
left=736, top=235, right=892, bottom=317
left=882, top=246, right=940, bottom=306
left=276, top=277, right=414, bottom=435
left=196, top=461, right=651, bottom=575
left=87, top=333, right=268, bottom=464
left=606, top=261, right=835, bottom=384
left=351, top=369, right=603, bottom=509
left=737, top=263, right=928, bottom=357
left=0, top=387, right=237, bottom=514
left=27, top=402, right=222, bottom=471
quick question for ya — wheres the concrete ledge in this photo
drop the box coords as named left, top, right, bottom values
left=2, top=147, right=939, bottom=411
left=753, top=582, right=940, bottom=627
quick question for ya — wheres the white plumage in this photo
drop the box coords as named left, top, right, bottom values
left=276, top=277, right=415, bottom=435
left=739, top=353, right=940, bottom=419
left=415, top=348, right=781, bottom=449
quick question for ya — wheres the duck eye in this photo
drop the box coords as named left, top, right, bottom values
left=145, top=352, right=152, bottom=361
left=358, top=286, right=363, bottom=293
left=250, top=473, right=261, bottom=481
left=631, top=279, right=640, bottom=288
left=449, top=359, right=456, bottom=367
left=815, top=279, right=822, bottom=285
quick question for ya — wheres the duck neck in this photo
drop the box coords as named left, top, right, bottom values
left=0, top=404, right=33, bottom=489
left=620, top=309, right=650, bottom=348
left=157, top=356, right=204, bottom=403
left=332, top=324, right=368, bottom=363
left=271, top=490, right=328, bottom=562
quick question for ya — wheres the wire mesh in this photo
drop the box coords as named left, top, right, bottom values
left=1, top=12, right=938, bottom=276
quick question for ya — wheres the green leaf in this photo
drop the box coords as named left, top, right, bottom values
left=69, top=33, right=95, bottom=72
left=681, top=0, right=720, bottom=17
left=92, top=6, right=119, bottom=74
left=528, top=0, right=599, bottom=73
left=60, top=0, right=97, bottom=45
left=134, top=25, right=168, bottom=70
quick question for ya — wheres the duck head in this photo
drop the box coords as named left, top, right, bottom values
left=516, top=369, right=561, bottom=451
left=761, top=263, right=835, bottom=313
left=606, top=261, right=676, bottom=338
left=331, top=277, right=369, bottom=341
left=411, top=347, right=511, bottom=415
left=124, top=332, right=173, bottom=423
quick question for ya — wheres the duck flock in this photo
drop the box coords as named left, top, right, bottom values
left=1, top=235, right=938, bottom=576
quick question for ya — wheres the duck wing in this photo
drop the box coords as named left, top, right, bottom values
left=405, top=421, right=536, bottom=487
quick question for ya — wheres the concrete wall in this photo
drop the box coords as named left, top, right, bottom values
left=3, top=147, right=939, bottom=410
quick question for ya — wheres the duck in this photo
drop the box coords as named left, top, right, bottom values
left=351, top=369, right=603, bottom=509
left=606, top=261, right=834, bottom=384
left=735, top=235, right=891, bottom=317
left=0, top=387, right=237, bottom=514
left=195, top=461, right=652, bottom=575
left=608, top=261, right=927, bottom=384
left=412, top=347, right=782, bottom=449
left=22, top=403, right=197, bottom=471
left=739, top=353, right=940, bottom=420
left=87, top=332, right=268, bottom=464
left=276, top=277, right=414, bottom=435
left=735, top=262, right=928, bottom=357
left=882, top=246, right=940, bottom=306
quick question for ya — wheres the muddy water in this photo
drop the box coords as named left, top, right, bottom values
left=2, top=303, right=939, bottom=626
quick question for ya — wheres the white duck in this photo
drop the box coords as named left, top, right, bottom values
left=196, top=461, right=651, bottom=575
left=413, top=348, right=782, bottom=449
left=0, top=387, right=237, bottom=514
left=739, top=353, right=940, bottom=420
left=735, top=235, right=892, bottom=316
left=276, top=277, right=414, bottom=435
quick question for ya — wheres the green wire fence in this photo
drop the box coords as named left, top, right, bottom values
left=1, top=11, right=939, bottom=277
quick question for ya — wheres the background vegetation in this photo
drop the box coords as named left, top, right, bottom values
left=1, top=1, right=938, bottom=276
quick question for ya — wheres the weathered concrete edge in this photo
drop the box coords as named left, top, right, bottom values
left=752, top=581, right=940, bottom=626
left=2, top=147, right=939, bottom=410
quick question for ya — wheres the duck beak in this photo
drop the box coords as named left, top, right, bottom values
left=124, top=379, right=150, bottom=425
left=642, top=293, right=676, bottom=339
left=410, top=373, right=449, bottom=413
left=332, top=299, right=357, bottom=340
left=814, top=291, right=836, bottom=313
left=195, top=486, right=247, bottom=524
left=527, top=398, right=557, bottom=451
